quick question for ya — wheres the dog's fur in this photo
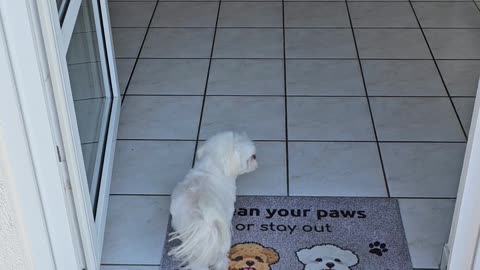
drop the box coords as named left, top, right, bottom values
left=296, top=244, right=359, bottom=270
left=169, top=132, right=258, bottom=270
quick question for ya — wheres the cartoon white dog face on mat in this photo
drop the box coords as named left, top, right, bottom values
left=296, top=244, right=359, bottom=270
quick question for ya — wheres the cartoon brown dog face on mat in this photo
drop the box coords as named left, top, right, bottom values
left=229, top=242, right=280, bottom=270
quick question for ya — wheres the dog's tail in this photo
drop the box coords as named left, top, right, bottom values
left=168, top=204, right=230, bottom=269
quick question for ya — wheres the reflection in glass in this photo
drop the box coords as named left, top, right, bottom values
left=57, top=0, right=70, bottom=23
left=57, top=0, right=64, bottom=9
left=66, top=0, right=112, bottom=208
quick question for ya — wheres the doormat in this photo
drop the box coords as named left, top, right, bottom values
left=161, top=196, right=412, bottom=270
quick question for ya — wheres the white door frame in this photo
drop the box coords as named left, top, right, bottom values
left=93, top=0, right=122, bottom=252
left=444, top=81, right=480, bottom=269
left=0, top=0, right=85, bottom=269
left=36, top=0, right=121, bottom=266
left=1, top=0, right=120, bottom=269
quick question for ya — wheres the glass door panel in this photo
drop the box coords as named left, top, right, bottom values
left=56, top=0, right=65, bottom=10
left=66, top=0, right=112, bottom=210
left=57, top=0, right=70, bottom=23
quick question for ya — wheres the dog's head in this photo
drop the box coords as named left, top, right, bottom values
left=296, top=244, right=358, bottom=270
left=229, top=243, right=279, bottom=270
left=196, top=131, right=257, bottom=176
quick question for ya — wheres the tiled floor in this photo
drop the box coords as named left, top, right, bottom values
left=104, top=0, right=480, bottom=269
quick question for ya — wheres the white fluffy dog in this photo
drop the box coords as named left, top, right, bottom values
left=169, top=132, right=258, bottom=270
left=296, top=244, right=359, bottom=270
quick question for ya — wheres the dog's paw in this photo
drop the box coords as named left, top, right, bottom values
left=369, top=241, right=388, bottom=256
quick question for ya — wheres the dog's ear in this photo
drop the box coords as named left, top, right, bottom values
left=341, top=249, right=359, bottom=267
left=263, top=247, right=279, bottom=265
left=295, top=248, right=310, bottom=264
left=224, top=147, right=241, bottom=176
left=228, top=244, right=241, bottom=259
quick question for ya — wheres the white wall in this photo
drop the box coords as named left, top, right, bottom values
left=0, top=154, right=30, bottom=270
left=0, top=8, right=31, bottom=268
left=0, top=4, right=57, bottom=268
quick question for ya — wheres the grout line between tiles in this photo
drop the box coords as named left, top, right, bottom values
left=282, top=0, right=291, bottom=196
left=345, top=0, right=391, bottom=197
left=111, top=26, right=480, bottom=31
left=108, top=193, right=457, bottom=200
left=116, top=138, right=467, bottom=143
left=120, top=95, right=475, bottom=98
left=120, top=0, right=160, bottom=104
left=116, top=26, right=480, bottom=29
left=108, top=0, right=479, bottom=2
left=408, top=0, right=470, bottom=139
left=191, top=0, right=223, bottom=167
left=121, top=93, right=476, bottom=98
left=394, top=196, right=457, bottom=200
left=116, top=56, right=480, bottom=60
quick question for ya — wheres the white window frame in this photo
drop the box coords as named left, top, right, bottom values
left=444, top=81, right=480, bottom=270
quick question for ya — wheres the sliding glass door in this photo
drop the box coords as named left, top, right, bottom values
left=50, top=0, right=121, bottom=262
left=66, top=0, right=112, bottom=211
